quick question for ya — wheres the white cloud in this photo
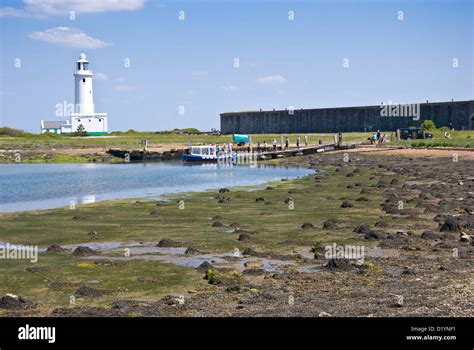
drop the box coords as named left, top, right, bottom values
left=94, top=72, right=108, bottom=81
left=1, top=0, right=145, bottom=18
left=191, top=70, right=208, bottom=76
left=221, top=85, right=239, bottom=92
left=256, top=75, right=287, bottom=85
left=115, top=84, right=135, bottom=92
left=28, top=27, right=111, bottom=49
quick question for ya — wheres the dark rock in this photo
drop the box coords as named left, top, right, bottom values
left=255, top=197, right=265, bottom=202
left=382, top=203, right=399, bottom=214
left=72, top=215, right=86, bottom=221
left=242, top=247, right=267, bottom=258
left=353, top=224, right=371, bottom=234
left=374, top=221, right=388, bottom=228
left=218, top=188, right=230, bottom=193
left=211, top=221, right=224, bottom=227
left=421, top=231, right=441, bottom=240
left=440, top=216, right=461, bottom=232
left=225, top=285, right=242, bottom=292
left=74, top=286, right=103, bottom=298
left=324, top=259, right=352, bottom=270
left=364, top=231, right=381, bottom=240
left=301, top=222, right=315, bottom=229
left=322, top=219, right=338, bottom=229
left=238, top=233, right=253, bottom=241
left=340, top=201, right=353, bottom=208
left=385, top=193, right=399, bottom=203
left=26, top=266, right=50, bottom=273
left=184, top=247, right=199, bottom=255
left=196, top=261, right=213, bottom=272
left=156, top=239, right=182, bottom=247
left=355, top=197, right=369, bottom=202
left=212, top=215, right=223, bottom=220
left=72, top=246, right=96, bottom=257
left=0, top=294, right=30, bottom=309
left=284, top=197, right=294, bottom=204
left=47, top=244, right=66, bottom=253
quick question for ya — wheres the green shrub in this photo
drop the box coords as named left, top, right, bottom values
left=0, top=127, right=31, bottom=137
left=421, top=120, right=436, bottom=131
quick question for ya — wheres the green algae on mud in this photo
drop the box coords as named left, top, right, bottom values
left=1, top=150, right=472, bottom=317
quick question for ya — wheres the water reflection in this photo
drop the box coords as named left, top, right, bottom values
left=0, top=163, right=314, bottom=212
left=77, top=195, right=96, bottom=205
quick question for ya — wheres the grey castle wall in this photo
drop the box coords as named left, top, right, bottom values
left=220, top=100, right=474, bottom=134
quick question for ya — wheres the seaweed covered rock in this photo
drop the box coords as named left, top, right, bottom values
left=72, top=246, right=96, bottom=257
left=440, top=216, right=461, bottom=232
left=301, top=222, right=315, bottom=229
left=156, top=239, right=182, bottom=248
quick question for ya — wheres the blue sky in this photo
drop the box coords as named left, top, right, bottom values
left=1, top=0, right=472, bottom=132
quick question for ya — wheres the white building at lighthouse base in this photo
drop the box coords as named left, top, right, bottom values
left=70, top=113, right=108, bottom=135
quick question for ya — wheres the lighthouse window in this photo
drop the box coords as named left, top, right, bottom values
left=83, top=63, right=89, bottom=70
left=82, top=78, right=85, bottom=83
left=77, top=63, right=81, bottom=70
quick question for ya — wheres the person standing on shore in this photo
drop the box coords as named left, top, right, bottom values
left=296, top=136, right=301, bottom=150
left=272, top=138, right=277, bottom=151
left=263, top=141, right=268, bottom=152
left=285, top=137, right=289, bottom=149
left=257, top=141, right=261, bottom=153
left=371, top=133, right=377, bottom=144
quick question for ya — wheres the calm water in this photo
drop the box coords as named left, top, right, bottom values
left=0, top=163, right=313, bottom=212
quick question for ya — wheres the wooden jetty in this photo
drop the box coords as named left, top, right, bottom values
left=107, top=134, right=354, bottom=162
left=240, top=142, right=355, bottom=160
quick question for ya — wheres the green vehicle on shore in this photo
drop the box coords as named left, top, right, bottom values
left=232, top=134, right=249, bottom=145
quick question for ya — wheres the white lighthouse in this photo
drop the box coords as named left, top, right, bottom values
left=70, top=52, right=108, bottom=135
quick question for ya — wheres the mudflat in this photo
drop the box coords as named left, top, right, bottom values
left=0, top=148, right=472, bottom=317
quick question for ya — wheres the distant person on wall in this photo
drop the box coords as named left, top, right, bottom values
left=376, top=130, right=381, bottom=141
left=227, top=142, right=233, bottom=154
left=304, top=135, right=308, bottom=146
left=263, top=141, right=268, bottom=152
left=285, top=137, right=289, bottom=149
left=257, top=141, right=261, bottom=153
left=296, top=136, right=301, bottom=150
left=272, top=139, right=277, bottom=151
left=380, top=134, right=386, bottom=143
